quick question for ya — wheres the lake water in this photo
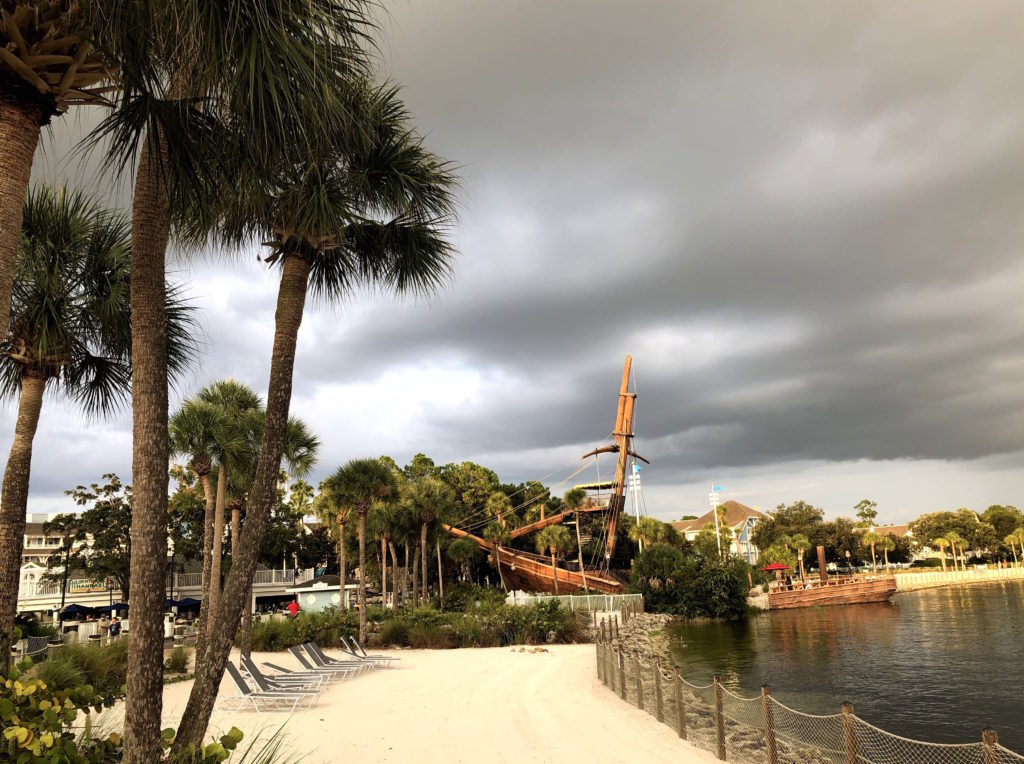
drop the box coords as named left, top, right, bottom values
left=667, top=581, right=1024, bottom=751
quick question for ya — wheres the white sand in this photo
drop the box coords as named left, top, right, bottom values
left=96, top=645, right=716, bottom=763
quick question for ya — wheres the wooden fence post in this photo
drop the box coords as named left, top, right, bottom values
left=714, top=674, right=726, bottom=760
left=618, top=651, right=626, bottom=700
left=674, top=669, right=688, bottom=739
left=654, top=659, right=665, bottom=722
left=762, top=685, right=778, bottom=764
left=596, top=642, right=604, bottom=683
left=635, top=657, right=644, bottom=711
left=606, top=643, right=615, bottom=691
left=982, top=728, right=1000, bottom=764
left=841, top=702, right=859, bottom=764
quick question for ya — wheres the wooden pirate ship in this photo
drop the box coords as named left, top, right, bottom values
left=445, top=356, right=648, bottom=595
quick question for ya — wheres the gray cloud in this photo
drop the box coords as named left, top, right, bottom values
left=5, top=0, right=1024, bottom=523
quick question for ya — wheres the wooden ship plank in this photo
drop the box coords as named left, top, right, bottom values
left=767, top=576, right=898, bottom=610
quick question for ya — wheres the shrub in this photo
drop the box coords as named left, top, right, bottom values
left=165, top=646, right=192, bottom=674
left=378, top=618, right=410, bottom=647
left=630, top=549, right=749, bottom=619
left=32, top=659, right=85, bottom=691
left=407, top=624, right=451, bottom=649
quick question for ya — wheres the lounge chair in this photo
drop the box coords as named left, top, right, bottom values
left=262, top=659, right=350, bottom=685
left=299, top=642, right=373, bottom=673
left=287, top=645, right=366, bottom=676
left=218, top=662, right=316, bottom=713
left=309, top=639, right=394, bottom=669
left=340, top=636, right=398, bottom=667
left=240, top=654, right=326, bottom=692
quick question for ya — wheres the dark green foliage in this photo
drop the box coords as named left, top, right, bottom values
left=630, top=544, right=749, bottom=619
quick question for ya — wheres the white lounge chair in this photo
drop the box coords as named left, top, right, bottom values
left=288, top=645, right=367, bottom=676
left=218, top=662, right=317, bottom=713
left=339, top=636, right=398, bottom=667
left=240, top=653, right=326, bottom=692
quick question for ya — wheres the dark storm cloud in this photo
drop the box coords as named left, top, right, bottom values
left=8, top=1, right=1024, bottom=514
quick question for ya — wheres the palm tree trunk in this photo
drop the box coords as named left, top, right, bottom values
left=0, top=373, right=46, bottom=659
left=338, top=521, right=346, bottom=604
left=381, top=536, right=388, bottom=609
left=411, top=543, right=419, bottom=606
left=194, top=472, right=215, bottom=665
left=389, top=541, right=401, bottom=605
left=240, top=583, right=253, bottom=659
left=206, top=468, right=228, bottom=640
left=0, top=100, right=44, bottom=341
left=358, top=511, right=367, bottom=642
left=420, top=521, right=429, bottom=602
left=871, top=544, right=877, bottom=574
left=550, top=551, right=559, bottom=594
left=173, top=253, right=310, bottom=752
left=123, top=130, right=174, bottom=763
left=883, top=549, right=889, bottom=569
left=939, top=548, right=947, bottom=572
left=1011, top=544, right=1018, bottom=567
left=436, top=539, right=444, bottom=605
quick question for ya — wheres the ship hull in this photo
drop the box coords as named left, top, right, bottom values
left=768, top=576, right=897, bottom=610
left=495, top=547, right=623, bottom=595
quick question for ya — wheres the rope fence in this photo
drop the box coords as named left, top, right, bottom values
left=596, top=606, right=1023, bottom=764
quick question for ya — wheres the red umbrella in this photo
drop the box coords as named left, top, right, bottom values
left=760, top=562, right=791, bottom=571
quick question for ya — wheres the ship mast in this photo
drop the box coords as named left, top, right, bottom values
left=603, top=355, right=635, bottom=565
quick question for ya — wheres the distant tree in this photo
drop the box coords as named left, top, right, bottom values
left=751, top=501, right=825, bottom=552
left=447, top=537, right=483, bottom=583
left=945, top=531, right=966, bottom=572
left=629, top=516, right=673, bottom=550
left=693, top=526, right=722, bottom=562
left=861, top=531, right=882, bottom=573
left=980, top=505, right=1024, bottom=540
left=41, top=514, right=85, bottom=611
left=758, top=543, right=796, bottom=571
left=875, top=536, right=895, bottom=569
left=678, top=515, right=699, bottom=521
left=329, top=459, right=399, bottom=641
left=931, top=537, right=950, bottom=572
left=1004, top=528, right=1024, bottom=567
left=817, top=517, right=863, bottom=565
left=790, top=534, right=811, bottom=578
left=66, top=475, right=133, bottom=599
left=854, top=499, right=878, bottom=528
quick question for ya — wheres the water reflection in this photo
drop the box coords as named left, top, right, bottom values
left=668, top=582, right=1024, bottom=750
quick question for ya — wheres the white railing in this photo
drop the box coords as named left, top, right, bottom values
left=174, top=572, right=203, bottom=589
left=252, top=569, right=295, bottom=585
left=507, top=592, right=644, bottom=612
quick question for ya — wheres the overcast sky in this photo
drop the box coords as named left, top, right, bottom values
left=10, top=1, right=1024, bottom=524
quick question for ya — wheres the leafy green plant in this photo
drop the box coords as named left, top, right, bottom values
left=165, top=646, right=193, bottom=674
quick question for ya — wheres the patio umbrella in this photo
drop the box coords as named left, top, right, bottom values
left=60, top=604, right=94, bottom=618
left=109, top=602, right=129, bottom=611
left=759, top=562, right=791, bottom=572
left=164, top=598, right=180, bottom=609
left=176, top=597, right=201, bottom=609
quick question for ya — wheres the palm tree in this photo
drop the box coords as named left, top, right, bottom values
left=193, top=379, right=262, bottom=642
left=328, top=459, right=398, bottom=642
left=314, top=483, right=354, bottom=595
left=88, top=4, right=374, bottom=755
left=447, top=537, right=482, bottom=583
left=401, top=476, right=457, bottom=605
left=932, top=537, right=950, bottom=572
left=1008, top=528, right=1024, bottom=568
left=169, top=399, right=223, bottom=664
left=861, top=531, right=882, bottom=574
left=0, top=186, right=194, bottom=659
left=0, top=4, right=118, bottom=341
left=946, top=531, right=965, bottom=572
left=628, top=516, right=667, bottom=552
left=483, top=520, right=512, bottom=592
left=535, top=525, right=573, bottom=594
left=791, top=534, right=811, bottom=579
left=174, top=79, right=455, bottom=750
left=876, top=536, right=895, bottom=570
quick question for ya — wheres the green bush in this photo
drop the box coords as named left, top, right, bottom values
left=407, top=624, right=451, bottom=649
left=378, top=618, right=410, bottom=647
left=32, top=659, right=86, bottom=691
left=165, top=646, right=192, bottom=674
left=630, top=546, right=749, bottom=619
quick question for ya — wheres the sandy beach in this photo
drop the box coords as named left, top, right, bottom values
left=95, top=645, right=716, bottom=763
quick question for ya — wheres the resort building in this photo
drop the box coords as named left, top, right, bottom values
left=672, top=501, right=765, bottom=563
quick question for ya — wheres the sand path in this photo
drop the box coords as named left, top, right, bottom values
left=97, top=644, right=716, bottom=763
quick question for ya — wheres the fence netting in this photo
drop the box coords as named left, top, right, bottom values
left=595, top=623, right=1019, bottom=764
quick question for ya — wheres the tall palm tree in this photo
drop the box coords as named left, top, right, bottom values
left=932, top=537, right=950, bottom=572
left=1008, top=528, right=1024, bottom=568
left=328, top=458, right=398, bottom=642
left=314, top=482, right=353, bottom=594
left=483, top=519, right=512, bottom=592
left=0, top=3, right=118, bottom=341
left=169, top=399, right=224, bottom=665
left=195, top=379, right=263, bottom=639
left=536, top=525, right=573, bottom=594
left=401, top=476, right=456, bottom=605
left=174, top=83, right=456, bottom=749
left=946, top=531, right=965, bottom=572
left=0, top=185, right=194, bottom=659
left=86, top=4, right=374, bottom=756
left=861, top=531, right=882, bottom=574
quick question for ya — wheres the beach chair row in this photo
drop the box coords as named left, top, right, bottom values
left=218, top=637, right=399, bottom=713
